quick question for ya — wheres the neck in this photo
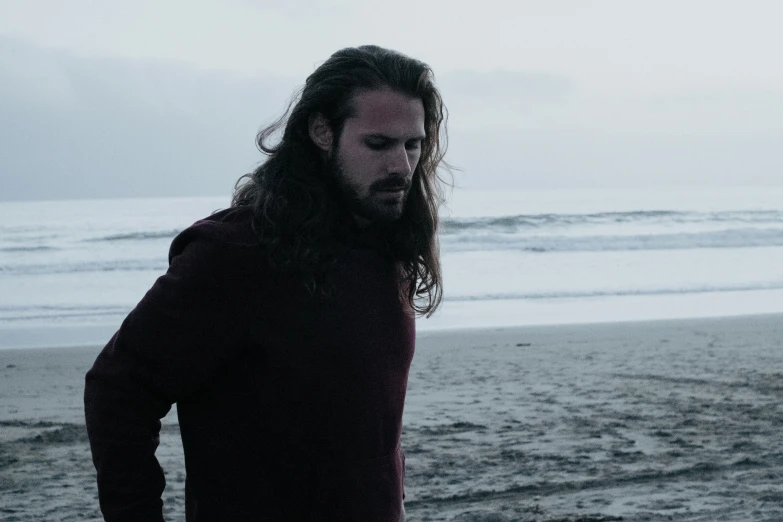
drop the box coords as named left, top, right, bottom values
left=351, top=213, right=372, bottom=229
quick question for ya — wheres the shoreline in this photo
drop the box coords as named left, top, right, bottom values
left=418, top=309, right=783, bottom=336
left=2, top=309, right=782, bottom=351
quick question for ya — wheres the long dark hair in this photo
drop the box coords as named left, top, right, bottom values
left=232, top=45, right=450, bottom=317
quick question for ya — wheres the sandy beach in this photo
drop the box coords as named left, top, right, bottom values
left=1, top=313, right=782, bottom=521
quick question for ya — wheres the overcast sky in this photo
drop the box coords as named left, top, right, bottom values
left=1, top=0, right=782, bottom=201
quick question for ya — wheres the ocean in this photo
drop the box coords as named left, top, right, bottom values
left=1, top=186, right=782, bottom=349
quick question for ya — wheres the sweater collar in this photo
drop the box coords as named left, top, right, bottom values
left=333, top=208, right=391, bottom=254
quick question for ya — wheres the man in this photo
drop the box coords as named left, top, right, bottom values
left=84, top=45, right=449, bottom=521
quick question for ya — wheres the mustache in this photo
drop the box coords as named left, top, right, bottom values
left=372, top=177, right=411, bottom=191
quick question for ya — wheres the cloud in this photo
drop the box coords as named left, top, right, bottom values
left=440, top=70, right=572, bottom=100
left=447, top=128, right=783, bottom=190
left=1, top=36, right=781, bottom=201
left=435, top=70, right=574, bottom=132
left=0, top=37, right=300, bottom=201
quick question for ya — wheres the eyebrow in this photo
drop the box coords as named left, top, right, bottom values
left=363, top=133, right=426, bottom=142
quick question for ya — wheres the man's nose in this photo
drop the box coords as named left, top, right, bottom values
left=387, top=146, right=413, bottom=176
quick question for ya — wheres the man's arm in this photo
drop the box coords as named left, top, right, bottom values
left=84, top=221, right=258, bottom=521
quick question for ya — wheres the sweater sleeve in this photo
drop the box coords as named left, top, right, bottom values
left=84, top=219, right=259, bottom=521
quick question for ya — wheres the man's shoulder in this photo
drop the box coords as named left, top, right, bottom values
left=168, top=206, right=261, bottom=265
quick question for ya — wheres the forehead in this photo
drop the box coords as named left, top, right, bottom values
left=343, top=89, right=425, bottom=138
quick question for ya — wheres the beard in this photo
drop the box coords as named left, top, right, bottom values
left=325, top=154, right=410, bottom=225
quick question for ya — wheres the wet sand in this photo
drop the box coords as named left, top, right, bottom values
left=1, top=314, right=782, bottom=521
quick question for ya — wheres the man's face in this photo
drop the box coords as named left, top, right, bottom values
left=329, top=89, right=426, bottom=226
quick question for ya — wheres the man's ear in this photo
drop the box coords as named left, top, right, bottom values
left=308, top=113, right=334, bottom=152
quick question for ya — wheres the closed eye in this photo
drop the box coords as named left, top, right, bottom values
left=405, top=140, right=422, bottom=151
left=365, top=139, right=391, bottom=151
left=363, top=135, right=424, bottom=151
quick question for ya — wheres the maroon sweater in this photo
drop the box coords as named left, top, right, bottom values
left=84, top=207, right=414, bottom=521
